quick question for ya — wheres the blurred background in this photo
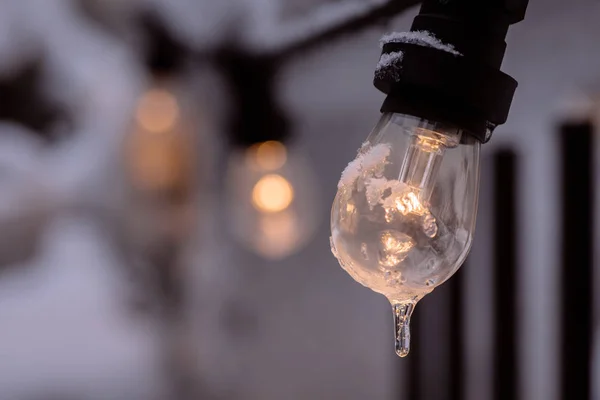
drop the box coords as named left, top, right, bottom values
left=0, top=0, right=598, bottom=399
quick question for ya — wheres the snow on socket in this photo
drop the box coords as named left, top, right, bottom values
left=375, top=51, right=404, bottom=80
left=380, top=31, right=462, bottom=56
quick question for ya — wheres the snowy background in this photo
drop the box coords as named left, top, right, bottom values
left=0, top=0, right=599, bottom=399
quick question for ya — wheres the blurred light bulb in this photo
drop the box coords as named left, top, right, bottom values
left=124, top=78, right=201, bottom=250
left=330, top=113, right=480, bottom=357
left=136, top=88, right=180, bottom=134
left=251, top=140, right=288, bottom=171
left=128, top=88, right=191, bottom=194
left=252, top=174, right=294, bottom=213
left=227, top=141, right=318, bottom=260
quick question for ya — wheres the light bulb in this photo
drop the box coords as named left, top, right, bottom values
left=227, top=141, right=318, bottom=260
left=124, top=77, right=202, bottom=251
left=252, top=174, right=294, bottom=213
left=330, top=113, right=480, bottom=357
left=135, top=88, right=180, bottom=134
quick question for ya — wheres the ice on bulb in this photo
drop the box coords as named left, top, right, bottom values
left=330, top=113, right=480, bottom=357
left=227, top=141, right=318, bottom=260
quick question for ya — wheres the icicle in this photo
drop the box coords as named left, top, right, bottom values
left=392, top=301, right=415, bottom=357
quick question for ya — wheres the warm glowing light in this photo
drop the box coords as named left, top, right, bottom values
left=378, top=230, right=415, bottom=268
left=340, top=199, right=358, bottom=232
left=346, top=202, right=356, bottom=214
left=127, top=87, right=191, bottom=192
left=416, top=136, right=442, bottom=152
left=247, top=141, right=288, bottom=171
left=128, top=136, right=190, bottom=192
left=136, top=89, right=180, bottom=133
left=256, top=211, right=300, bottom=259
left=414, top=128, right=449, bottom=153
left=394, top=191, right=427, bottom=216
left=252, top=174, right=294, bottom=213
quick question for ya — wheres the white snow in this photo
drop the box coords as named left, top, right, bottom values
left=375, top=51, right=403, bottom=80
left=0, top=217, right=164, bottom=400
left=338, top=143, right=390, bottom=190
left=380, top=31, right=462, bottom=56
left=381, top=184, right=408, bottom=210
left=150, top=0, right=242, bottom=50
left=365, top=177, right=407, bottom=210
left=377, top=51, right=404, bottom=70
left=365, top=177, right=389, bottom=208
left=339, top=159, right=363, bottom=190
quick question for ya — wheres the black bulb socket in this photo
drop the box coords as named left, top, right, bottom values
left=374, top=0, right=529, bottom=143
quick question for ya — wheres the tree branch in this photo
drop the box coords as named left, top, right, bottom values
left=269, top=0, right=421, bottom=61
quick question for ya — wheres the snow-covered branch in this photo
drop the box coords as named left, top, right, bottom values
left=243, top=0, right=420, bottom=59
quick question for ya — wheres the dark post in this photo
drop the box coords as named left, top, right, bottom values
left=448, top=266, right=466, bottom=400
left=403, top=278, right=455, bottom=400
left=407, top=310, right=422, bottom=400
left=560, top=120, right=594, bottom=400
left=492, top=148, right=519, bottom=400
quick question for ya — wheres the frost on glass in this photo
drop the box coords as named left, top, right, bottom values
left=330, top=113, right=480, bottom=357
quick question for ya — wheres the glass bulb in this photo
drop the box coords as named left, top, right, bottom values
left=227, top=141, right=318, bottom=260
left=123, top=77, right=204, bottom=251
left=330, top=113, right=480, bottom=357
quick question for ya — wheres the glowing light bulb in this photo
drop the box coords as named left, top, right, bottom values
left=330, top=113, right=480, bottom=357
left=135, top=89, right=180, bottom=134
left=227, top=141, right=318, bottom=260
left=127, top=87, right=191, bottom=194
left=252, top=174, right=294, bottom=213
left=124, top=78, right=205, bottom=250
left=252, top=140, right=288, bottom=171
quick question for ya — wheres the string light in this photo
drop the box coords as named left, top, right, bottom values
left=330, top=0, right=528, bottom=357
left=227, top=140, right=318, bottom=260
